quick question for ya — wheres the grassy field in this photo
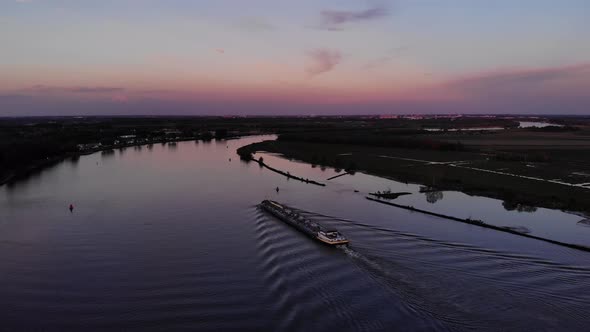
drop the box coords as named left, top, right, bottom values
left=238, top=122, right=590, bottom=214
left=426, top=127, right=590, bottom=185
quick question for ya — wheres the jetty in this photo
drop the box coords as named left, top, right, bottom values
left=369, top=191, right=412, bottom=199
left=326, top=172, right=353, bottom=181
left=248, top=157, right=325, bottom=186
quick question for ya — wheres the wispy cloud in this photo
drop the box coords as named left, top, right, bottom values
left=0, top=93, right=27, bottom=100
left=446, top=63, right=590, bottom=95
left=363, top=46, right=408, bottom=69
left=110, top=94, right=129, bottom=103
left=28, top=85, right=125, bottom=93
left=414, top=63, right=590, bottom=113
left=318, top=5, right=388, bottom=30
left=305, top=49, right=342, bottom=77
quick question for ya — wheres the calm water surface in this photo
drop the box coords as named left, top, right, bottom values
left=1, top=136, right=589, bottom=331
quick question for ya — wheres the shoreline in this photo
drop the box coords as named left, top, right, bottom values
left=0, top=135, right=247, bottom=188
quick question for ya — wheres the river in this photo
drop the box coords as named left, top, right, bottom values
left=1, top=135, right=589, bottom=331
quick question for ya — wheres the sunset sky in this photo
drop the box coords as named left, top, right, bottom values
left=1, top=0, right=589, bottom=116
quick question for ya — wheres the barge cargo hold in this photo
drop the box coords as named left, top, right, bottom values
left=260, top=200, right=349, bottom=245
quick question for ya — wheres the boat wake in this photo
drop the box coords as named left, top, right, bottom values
left=338, top=245, right=396, bottom=281
left=285, top=207, right=590, bottom=331
left=251, top=207, right=445, bottom=331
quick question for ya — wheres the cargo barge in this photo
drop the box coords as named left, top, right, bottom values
left=260, top=200, right=349, bottom=245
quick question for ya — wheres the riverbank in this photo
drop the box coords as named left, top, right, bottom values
left=237, top=140, right=590, bottom=214
left=0, top=135, right=246, bottom=187
left=1, top=116, right=303, bottom=189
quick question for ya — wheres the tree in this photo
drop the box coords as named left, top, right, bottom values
left=215, top=128, right=228, bottom=138
left=425, top=188, right=443, bottom=204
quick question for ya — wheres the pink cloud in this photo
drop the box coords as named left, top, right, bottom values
left=28, top=85, right=125, bottom=94
left=442, top=63, right=590, bottom=99
left=4, top=62, right=589, bottom=115
left=111, top=94, right=129, bottom=103
left=305, top=49, right=342, bottom=77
